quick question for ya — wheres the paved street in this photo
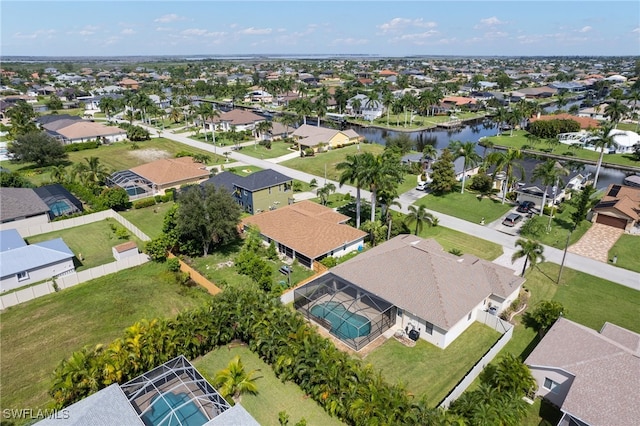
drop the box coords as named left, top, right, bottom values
left=146, top=127, right=640, bottom=290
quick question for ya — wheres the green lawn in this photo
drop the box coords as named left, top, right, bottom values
left=194, top=346, right=345, bottom=426
left=519, top=204, right=592, bottom=249
left=397, top=173, right=420, bottom=194
left=0, top=138, right=225, bottom=186
left=120, top=201, right=175, bottom=239
left=234, top=140, right=298, bottom=159
left=484, top=131, right=640, bottom=169
left=416, top=190, right=513, bottom=224
left=362, top=322, right=501, bottom=406
left=281, top=143, right=384, bottom=182
left=0, top=262, right=211, bottom=417
left=224, top=165, right=263, bottom=176
left=608, top=234, right=640, bottom=273
left=25, top=219, right=144, bottom=271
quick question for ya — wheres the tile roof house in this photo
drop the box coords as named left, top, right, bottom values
left=291, top=124, right=363, bottom=152
left=529, top=113, right=600, bottom=130
left=525, top=318, right=640, bottom=426
left=242, top=200, right=366, bottom=268
left=0, top=229, right=75, bottom=292
left=297, top=234, right=524, bottom=348
left=38, top=114, right=127, bottom=144
left=207, top=108, right=265, bottom=132
left=126, top=157, right=211, bottom=195
left=0, top=187, right=51, bottom=231
left=592, top=184, right=640, bottom=231
left=202, top=169, right=293, bottom=214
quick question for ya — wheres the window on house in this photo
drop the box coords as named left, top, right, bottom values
left=269, top=187, right=272, bottom=194
left=17, top=271, right=29, bottom=281
left=468, top=312, right=472, bottom=320
left=424, top=322, right=433, bottom=335
left=544, top=378, right=560, bottom=393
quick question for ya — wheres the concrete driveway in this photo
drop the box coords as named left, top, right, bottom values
left=568, top=223, right=624, bottom=263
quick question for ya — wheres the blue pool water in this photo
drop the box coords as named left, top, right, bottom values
left=142, top=392, right=209, bottom=426
left=49, top=200, right=74, bottom=217
left=310, top=301, right=371, bottom=339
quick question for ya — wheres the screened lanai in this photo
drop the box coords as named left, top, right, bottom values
left=120, top=355, right=230, bottom=426
left=107, top=170, right=154, bottom=200
left=294, top=273, right=396, bottom=351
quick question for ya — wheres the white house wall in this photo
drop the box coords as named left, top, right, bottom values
left=399, top=310, right=447, bottom=348
left=529, top=366, right=575, bottom=408
left=1, top=259, right=75, bottom=293
left=329, top=239, right=364, bottom=258
left=0, top=213, right=50, bottom=232
left=442, top=298, right=488, bottom=348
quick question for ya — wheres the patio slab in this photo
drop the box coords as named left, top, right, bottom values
left=568, top=223, right=624, bottom=263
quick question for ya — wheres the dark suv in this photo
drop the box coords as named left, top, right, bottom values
left=516, top=201, right=535, bottom=213
left=502, top=213, right=523, bottom=227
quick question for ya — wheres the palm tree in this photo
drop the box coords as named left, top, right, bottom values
left=169, top=107, right=182, bottom=124
left=382, top=91, right=395, bottom=125
left=486, top=148, right=525, bottom=204
left=279, top=114, right=297, bottom=138
left=604, top=99, right=628, bottom=128
left=589, top=123, right=618, bottom=188
left=360, top=151, right=404, bottom=223
left=50, top=165, right=67, bottom=183
left=292, top=98, right=313, bottom=125
left=316, top=182, right=336, bottom=206
left=532, top=160, right=569, bottom=217
left=512, top=238, right=545, bottom=277
left=99, top=97, right=116, bottom=121
left=314, top=97, right=327, bottom=127
left=208, top=108, right=221, bottom=146
left=256, top=120, right=273, bottom=143
left=350, top=98, right=362, bottom=118
left=337, top=154, right=367, bottom=228
left=449, top=141, right=481, bottom=194
left=214, top=355, right=260, bottom=404
left=405, top=204, right=437, bottom=235
left=196, top=102, right=213, bottom=142
left=493, top=106, right=508, bottom=135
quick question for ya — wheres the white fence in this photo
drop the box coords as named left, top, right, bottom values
left=1, top=210, right=151, bottom=309
left=438, top=311, right=514, bottom=408
left=14, top=209, right=151, bottom=241
left=0, top=253, right=149, bottom=309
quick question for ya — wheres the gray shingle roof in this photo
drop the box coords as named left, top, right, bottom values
left=0, top=188, right=50, bottom=222
left=525, top=318, right=640, bottom=426
left=203, top=169, right=292, bottom=193
left=330, top=235, right=524, bottom=330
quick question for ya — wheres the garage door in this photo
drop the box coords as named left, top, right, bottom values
left=596, top=214, right=627, bottom=229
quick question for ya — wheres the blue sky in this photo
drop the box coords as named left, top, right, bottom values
left=2, top=1, right=639, bottom=57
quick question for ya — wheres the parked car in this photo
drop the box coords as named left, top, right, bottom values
left=416, top=182, right=427, bottom=191
left=516, top=201, right=535, bottom=213
left=502, top=213, right=523, bottom=227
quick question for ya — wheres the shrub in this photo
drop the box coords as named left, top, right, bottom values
left=166, top=258, right=181, bottom=272
left=154, top=195, right=163, bottom=203
left=303, top=148, right=315, bottom=157
left=134, top=198, right=157, bottom=209
left=115, top=227, right=130, bottom=240
left=319, top=257, right=337, bottom=268
left=63, top=140, right=100, bottom=152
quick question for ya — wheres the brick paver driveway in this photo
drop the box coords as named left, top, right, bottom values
left=568, top=223, right=624, bottom=262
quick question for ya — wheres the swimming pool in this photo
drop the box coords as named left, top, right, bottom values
left=142, top=392, right=209, bottom=426
left=310, top=301, right=371, bottom=339
left=49, top=200, right=75, bottom=217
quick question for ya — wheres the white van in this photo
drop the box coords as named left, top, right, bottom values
left=416, top=182, right=427, bottom=191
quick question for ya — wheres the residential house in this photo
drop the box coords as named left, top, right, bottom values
left=291, top=124, right=363, bottom=152
left=269, top=121, right=296, bottom=140
left=118, top=78, right=139, bottom=90
left=33, top=184, right=84, bottom=219
left=296, top=235, right=524, bottom=349
left=202, top=169, right=293, bottom=214
left=35, top=356, right=259, bottom=426
left=591, top=184, right=640, bottom=231
left=0, top=187, right=51, bottom=231
left=244, top=90, right=273, bottom=104
left=38, top=114, right=127, bottom=144
left=525, top=318, right=640, bottom=426
left=346, top=94, right=384, bottom=121
left=241, top=200, right=367, bottom=268
left=0, top=229, right=75, bottom=292
left=109, top=157, right=211, bottom=199
left=207, top=108, right=265, bottom=132
left=529, top=113, right=600, bottom=130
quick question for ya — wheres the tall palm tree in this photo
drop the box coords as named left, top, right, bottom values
left=337, top=154, right=367, bottom=228
left=196, top=102, right=213, bottom=142
left=208, top=108, right=220, bottom=146
left=382, top=91, right=395, bottom=125
left=405, top=204, right=437, bottom=235
left=314, top=97, right=327, bottom=127
left=512, top=238, right=545, bottom=277
left=360, top=151, right=404, bottom=223
left=532, top=160, right=569, bottom=217
left=279, top=114, right=297, bottom=138
left=604, top=99, right=628, bottom=129
left=292, top=98, right=313, bottom=125
left=589, top=123, right=618, bottom=188
left=350, top=98, right=362, bottom=118
left=487, top=148, right=525, bottom=204
left=98, top=97, right=116, bottom=121
left=316, top=182, right=336, bottom=206
left=214, top=355, right=260, bottom=404
left=449, top=141, right=481, bottom=194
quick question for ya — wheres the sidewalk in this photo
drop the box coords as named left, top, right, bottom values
left=142, top=123, right=640, bottom=290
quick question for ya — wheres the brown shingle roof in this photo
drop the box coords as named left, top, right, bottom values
left=526, top=318, right=640, bottom=426
left=329, top=235, right=524, bottom=330
left=113, top=241, right=137, bottom=253
left=241, top=200, right=366, bottom=259
left=210, top=109, right=264, bottom=126
left=595, top=184, right=640, bottom=220
left=529, top=113, right=600, bottom=130
left=130, top=157, right=210, bottom=186
left=55, top=122, right=126, bottom=139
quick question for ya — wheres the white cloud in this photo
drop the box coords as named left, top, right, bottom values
left=238, top=27, right=272, bottom=35
left=13, top=29, right=56, bottom=39
left=631, top=27, right=640, bottom=33
left=378, top=18, right=437, bottom=34
left=474, top=16, right=507, bottom=29
left=393, top=30, right=439, bottom=42
left=121, top=29, right=135, bottom=35
left=181, top=28, right=225, bottom=38
left=156, top=27, right=172, bottom=32
left=330, top=37, right=368, bottom=46
left=578, top=26, right=592, bottom=33
left=154, top=14, right=185, bottom=23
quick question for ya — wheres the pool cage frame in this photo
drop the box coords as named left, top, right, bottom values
left=121, top=355, right=230, bottom=426
left=294, top=273, right=397, bottom=351
left=107, top=170, right=155, bottom=200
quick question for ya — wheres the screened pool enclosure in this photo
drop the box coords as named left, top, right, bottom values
left=294, top=273, right=396, bottom=351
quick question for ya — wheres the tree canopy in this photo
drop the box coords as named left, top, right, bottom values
left=8, top=131, right=68, bottom=167
left=429, top=148, right=457, bottom=195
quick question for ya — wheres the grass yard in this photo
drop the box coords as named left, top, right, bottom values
left=234, top=140, right=298, bottom=159
left=0, top=262, right=211, bottom=417
left=519, top=205, right=592, bottom=249
left=362, top=322, right=501, bottom=406
left=281, top=143, right=384, bottom=182
left=194, top=346, right=345, bottom=426
left=224, top=165, right=263, bottom=176
left=416, top=190, right=513, bottom=224
left=120, top=201, right=175, bottom=239
left=25, top=219, right=144, bottom=271
left=397, top=173, right=420, bottom=195
left=484, top=131, right=640, bottom=169
left=608, top=234, right=640, bottom=273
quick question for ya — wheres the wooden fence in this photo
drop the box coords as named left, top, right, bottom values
left=167, top=253, right=222, bottom=296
